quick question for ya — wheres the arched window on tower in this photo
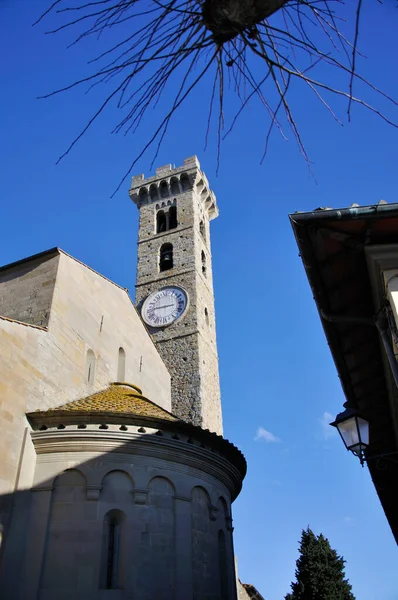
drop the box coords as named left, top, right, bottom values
left=200, top=220, right=206, bottom=241
left=150, top=184, right=158, bottom=201
left=156, top=210, right=167, bottom=234
left=99, top=510, right=126, bottom=590
left=169, top=206, right=177, bottom=230
left=139, top=188, right=148, bottom=204
left=117, top=347, right=126, bottom=382
left=86, top=349, right=96, bottom=384
left=201, top=251, right=207, bottom=277
left=170, top=177, right=180, bottom=195
left=180, top=173, right=191, bottom=192
left=159, top=243, right=173, bottom=272
left=160, top=181, right=169, bottom=198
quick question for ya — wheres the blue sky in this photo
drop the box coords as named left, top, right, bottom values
left=1, top=1, right=398, bottom=599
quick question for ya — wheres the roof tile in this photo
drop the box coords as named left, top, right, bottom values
left=33, top=382, right=177, bottom=422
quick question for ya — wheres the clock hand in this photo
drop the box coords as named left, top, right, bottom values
left=154, top=304, right=175, bottom=309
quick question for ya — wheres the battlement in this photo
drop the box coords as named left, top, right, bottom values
left=131, top=156, right=200, bottom=187
left=129, top=156, right=218, bottom=220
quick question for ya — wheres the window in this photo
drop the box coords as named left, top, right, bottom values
left=201, top=251, right=207, bottom=277
left=156, top=206, right=177, bottom=233
left=169, top=206, right=177, bottom=230
left=150, top=184, right=158, bottom=201
left=156, top=210, right=167, bottom=233
left=200, top=220, right=206, bottom=241
left=139, top=188, right=148, bottom=204
left=159, top=243, right=173, bottom=272
left=99, top=510, right=126, bottom=590
left=117, top=347, right=126, bottom=382
left=204, top=307, right=209, bottom=327
left=160, top=181, right=169, bottom=198
left=107, top=520, right=119, bottom=588
left=180, top=173, right=191, bottom=191
left=170, top=177, right=180, bottom=195
left=86, top=349, right=95, bottom=384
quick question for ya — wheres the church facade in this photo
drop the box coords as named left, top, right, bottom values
left=0, top=157, right=257, bottom=599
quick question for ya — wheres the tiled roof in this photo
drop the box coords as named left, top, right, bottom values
left=31, top=382, right=177, bottom=422
left=27, top=383, right=247, bottom=488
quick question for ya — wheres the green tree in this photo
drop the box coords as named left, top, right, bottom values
left=286, top=528, right=355, bottom=600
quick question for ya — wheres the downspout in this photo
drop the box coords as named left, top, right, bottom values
left=320, top=310, right=398, bottom=390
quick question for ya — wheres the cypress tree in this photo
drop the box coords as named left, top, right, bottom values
left=286, top=527, right=355, bottom=600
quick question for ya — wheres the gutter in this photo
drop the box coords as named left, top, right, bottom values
left=289, top=203, right=398, bottom=225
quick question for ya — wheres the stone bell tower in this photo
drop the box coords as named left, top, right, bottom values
left=129, top=156, right=222, bottom=434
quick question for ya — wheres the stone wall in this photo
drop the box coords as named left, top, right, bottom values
left=0, top=423, right=241, bottom=600
left=237, top=582, right=252, bottom=600
left=0, top=251, right=59, bottom=327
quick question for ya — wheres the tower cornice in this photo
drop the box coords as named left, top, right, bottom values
left=129, top=155, right=218, bottom=221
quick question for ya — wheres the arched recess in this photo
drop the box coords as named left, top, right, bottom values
left=159, top=243, right=173, bottom=272
left=139, top=187, right=148, bottom=204
left=200, top=220, right=206, bottom=241
left=201, top=250, right=207, bottom=277
left=160, top=180, right=169, bottom=198
left=86, top=349, right=96, bottom=384
left=180, top=173, right=191, bottom=191
left=100, top=470, right=134, bottom=505
left=117, top=347, right=126, bottom=381
left=99, top=509, right=127, bottom=590
left=40, top=470, right=87, bottom=591
left=156, top=210, right=167, bottom=234
left=191, top=486, right=214, bottom=599
left=149, top=475, right=175, bottom=507
left=169, top=205, right=177, bottom=229
left=217, top=496, right=229, bottom=522
left=170, top=176, right=180, bottom=194
left=133, top=477, right=176, bottom=597
left=150, top=184, right=158, bottom=201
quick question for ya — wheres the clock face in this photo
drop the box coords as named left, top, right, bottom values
left=141, top=286, right=188, bottom=328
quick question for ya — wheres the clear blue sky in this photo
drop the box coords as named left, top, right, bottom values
left=1, top=1, right=397, bottom=599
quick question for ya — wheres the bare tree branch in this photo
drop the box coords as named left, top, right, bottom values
left=36, top=0, right=398, bottom=192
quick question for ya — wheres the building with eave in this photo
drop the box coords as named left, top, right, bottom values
left=0, top=156, right=264, bottom=599
left=290, top=202, right=398, bottom=544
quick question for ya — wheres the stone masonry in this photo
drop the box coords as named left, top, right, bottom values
left=0, top=251, right=59, bottom=327
left=130, top=156, right=222, bottom=434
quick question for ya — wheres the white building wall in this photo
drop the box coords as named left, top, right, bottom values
left=48, top=251, right=171, bottom=410
left=0, top=250, right=171, bottom=532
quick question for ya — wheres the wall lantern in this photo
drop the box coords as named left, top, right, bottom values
left=330, top=407, right=369, bottom=466
left=330, top=407, right=398, bottom=467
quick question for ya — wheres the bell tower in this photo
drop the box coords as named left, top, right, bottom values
left=129, top=156, right=222, bottom=434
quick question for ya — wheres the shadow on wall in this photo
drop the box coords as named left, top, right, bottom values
left=0, top=430, right=240, bottom=600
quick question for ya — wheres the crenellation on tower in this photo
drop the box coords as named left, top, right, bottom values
left=130, top=156, right=222, bottom=434
left=130, top=156, right=218, bottom=219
